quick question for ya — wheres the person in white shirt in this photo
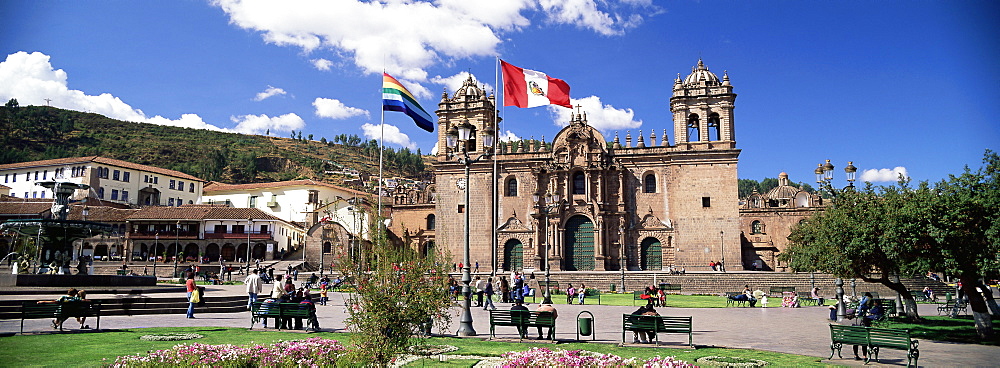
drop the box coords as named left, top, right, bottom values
left=244, top=269, right=263, bottom=310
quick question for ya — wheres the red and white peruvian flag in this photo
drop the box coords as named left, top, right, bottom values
left=501, top=60, right=572, bottom=109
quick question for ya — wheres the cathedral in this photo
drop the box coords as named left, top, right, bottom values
left=391, top=60, right=742, bottom=273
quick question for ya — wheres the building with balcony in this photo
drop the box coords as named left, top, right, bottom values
left=0, top=156, right=205, bottom=207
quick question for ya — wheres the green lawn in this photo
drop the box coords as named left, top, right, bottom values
left=880, top=315, right=1000, bottom=345
left=485, top=292, right=798, bottom=308
left=0, top=327, right=835, bottom=367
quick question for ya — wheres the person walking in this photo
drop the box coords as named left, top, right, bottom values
left=185, top=274, right=197, bottom=318
left=244, top=269, right=263, bottom=310
left=482, top=277, right=496, bottom=310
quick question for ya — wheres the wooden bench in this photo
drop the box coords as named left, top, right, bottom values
left=622, top=314, right=693, bottom=347
left=250, top=301, right=315, bottom=330
left=769, top=286, right=795, bottom=298
left=633, top=291, right=653, bottom=306
left=581, top=289, right=601, bottom=305
left=20, top=300, right=101, bottom=333
left=795, top=291, right=822, bottom=306
left=488, top=310, right=556, bottom=341
left=659, top=284, right=682, bottom=294
left=937, top=299, right=967, bottom=316
left=829, top=324, right=919, bottom=367
left=725, top=292, right=749, bottom=307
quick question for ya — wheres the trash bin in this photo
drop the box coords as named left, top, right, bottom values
left=610, top=284, right=616, bottom=292
left=576, top=311, right=595, bottom=341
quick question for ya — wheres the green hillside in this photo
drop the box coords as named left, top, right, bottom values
left=0, top=100, right=429, bottom=184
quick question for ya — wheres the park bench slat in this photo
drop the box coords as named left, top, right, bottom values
left=621, top=314, right=692, bottom=347
left=828, top=324, right=918, bottom=368
left=488, top=310, right=556, bottom=341
left=20, top=300, right=101, bottom=333
left=250, top=302, right=314, bottom=330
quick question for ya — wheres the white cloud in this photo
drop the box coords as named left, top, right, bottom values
left=0, top=51, right=224, bottom=131
left=313, top=97, right=369, bottom=119
left=253, top=85, right=287, bottom=101
left=231, top=113, right=305, bottom=134
left=497, top=130, right=521, bottom=142
left=547, top=95, right=641, bottom=132
left=361, top=123, right=416, bottom=150
left=310, top=58, right=333, bottom=71
left=860, top=167, right=909, bottom=183
left=212, top=0, right=658, bottom=81
left=430, top=72, right=494, bottom=96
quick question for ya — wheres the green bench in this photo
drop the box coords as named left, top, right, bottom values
left=725, top=292, right=749, bottom=307
left=769, top=286, right=795, bottom=298
left=250, top=301, right=315, bottom=330
left=829, top=324, right=918, bottom=367
left=622, top=314, right=693, bottom=347
left=660, top=284, right=682, bottom=294
left=20, top=300, right=101, bottom=333
left=581, top=289, right=601, bottom=305
left=488, top=310, right=556, bottom=341
left=795, top=291, right=822, bottom=306
left=937, top=299, right=967, bottom=316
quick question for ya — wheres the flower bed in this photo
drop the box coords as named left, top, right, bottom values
left=111, top=337, right=345, bottom=367
left=695, top=355, right=769, bottom=367
left=138, top=333, right=203, bottom=342
left=498, top=347, right=694, bottom=368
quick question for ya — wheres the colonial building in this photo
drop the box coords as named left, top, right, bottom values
left=427, top=60, right=742, bottom=273
left=739, top=172, right=823, bottom=271
left=0, top=156, right=204, bottom=207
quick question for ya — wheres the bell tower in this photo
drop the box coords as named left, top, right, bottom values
left=670, top=59, right=736, bottom=148
left=435, top=75, right=498, bottom=158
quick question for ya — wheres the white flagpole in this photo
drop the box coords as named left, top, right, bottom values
left=378, top=72, right=385, bottom=226
left=492, top=57, right=500, bottom=277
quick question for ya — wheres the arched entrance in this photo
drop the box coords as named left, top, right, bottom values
left=205, top=243, right=220, bottom=262
left=564, top=215, right=595, bottom=271
left=640, top=237, right=662, bottom=271
left=252, top=243, right=266, bottom=260
left=184, top=243, right=200, bottom=262
left=503, top=239, right=523, bottom=271
left=95, top=244, right=109, bottom=259
left=221, top=244, right=236, bottom=262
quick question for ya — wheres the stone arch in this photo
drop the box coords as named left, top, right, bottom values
left=221, top=243, right=236, bottom=262
left=687, top=113, right=700, bottom=141
left=640, top=237, right=662, bottom=271
left=94, top=244, right=109, bottom=259
left=503, top=239, right=524, bottom=271
left=707, top=112, right=721, bottom=141
left=184, top=243, right=200, bottom=261
left=643, top=171, right=657, bottom=193
left=564, top=215, right=595, bottom=271
left=205, top=243, right=220, bottom=262
left=505, top=175, right=518, bottom=197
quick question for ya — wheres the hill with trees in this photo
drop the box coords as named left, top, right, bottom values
left=0, top=99, right=430, bottom=185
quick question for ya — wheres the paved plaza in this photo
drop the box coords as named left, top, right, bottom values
left=2, top=284, right=997, bottom=367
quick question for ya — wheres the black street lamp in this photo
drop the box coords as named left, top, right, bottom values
left=153, top=232, right=158, bottom=279
left=719, top=230, right=726, bottom=273
left=815, top=159, right=857, bottom=322
left=533, top=191, right=561, bottom=304
left=246, top=218, right=254, bottom=271
left=173, top=221, right=180, bottom=278
left=446, top=119, right=494, bottom=337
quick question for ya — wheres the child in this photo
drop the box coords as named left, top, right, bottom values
left=319, top=286, right=329, bottom=306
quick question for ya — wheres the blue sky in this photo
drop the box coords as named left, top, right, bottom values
left=2, top=0, right=997, bottom=185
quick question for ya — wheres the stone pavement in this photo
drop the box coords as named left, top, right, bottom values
left=2, top=284, right=997, bottom=367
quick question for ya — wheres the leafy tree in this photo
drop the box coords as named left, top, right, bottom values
left=5, top=98, right=18, bottom=109
left=332, top=212, right=452, bottom=366
left=782, top=151, right=1000, bottom=337
left=308, top=134, right=314, bottom=141
left=320, top=137, right=327, bottom=144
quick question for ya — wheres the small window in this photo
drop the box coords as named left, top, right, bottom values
left=113, top=170, right=120, bottom=181
left=702, top=197, right=711, bottom=207
left=189, top=184, right=195, bottom=193
left=249, top=196, right=258, bottom=208
left=427, top=214, right=436, bottom=230
left=177, top=197, right=183, bottom=207
left=168, top=198, right=175, bottom=206
left=40, top=192, right=45, bottom=198
left=506, top=178, right=518, bottom=197
left=751, top=220, right=763, bottom=234
left=31, top=191, right=37, bottom=198
left=169, top=180, right=175, bottom=189
left=643, top=174, right=656, bottom=193
left=42, top=171, right=47, bottom=180
left=572, top=172, right=586, bottom=194
left=178, top=181, right=185, bottom=191
left=111, top=189, right=119, bottom=200
left=98, top=187, right=105, bottom=199
left=122, top=190, right=129, bottom=202
left=458, top=204, right=465, bottom=213
left=123, top=172, right=130, bottom=182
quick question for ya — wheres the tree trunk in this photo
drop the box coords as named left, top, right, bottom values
left=976, top=280, right=1000, bottom=317
left=961, top=274, right=995, bottom=339
left=870, top=275, right=921, bottom=320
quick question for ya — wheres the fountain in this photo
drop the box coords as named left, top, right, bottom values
left=0, top=181, right=154, bottom=286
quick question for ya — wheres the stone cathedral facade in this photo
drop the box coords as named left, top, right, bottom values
left=407, top=60, right=741, bottom=273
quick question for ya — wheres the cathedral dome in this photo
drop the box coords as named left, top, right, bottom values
left=683, top=59, right=720, bottom=85
left=765, top=172, right=797, bottom=201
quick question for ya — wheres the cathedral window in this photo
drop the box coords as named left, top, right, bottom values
left=643, top=174, right=656, bottom=193
left=426, top=214, right=436, bottom=230
left=702, top=196, right=711, bottom=207
left=687, top=114, right=700, bottom=141
left=708, top=113, right=721, bottom=141
left=506, top=178, right=518, bottom=196
left=751, top=220, right=764, bottom=234
left=572, top=172, right=586, bottom=195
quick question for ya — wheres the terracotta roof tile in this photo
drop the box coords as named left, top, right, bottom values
left=0, top=156, right=203, bottom=182
left=124, top=206, right=281, bottom=222
left=0, top=199, right=53, bottom=216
